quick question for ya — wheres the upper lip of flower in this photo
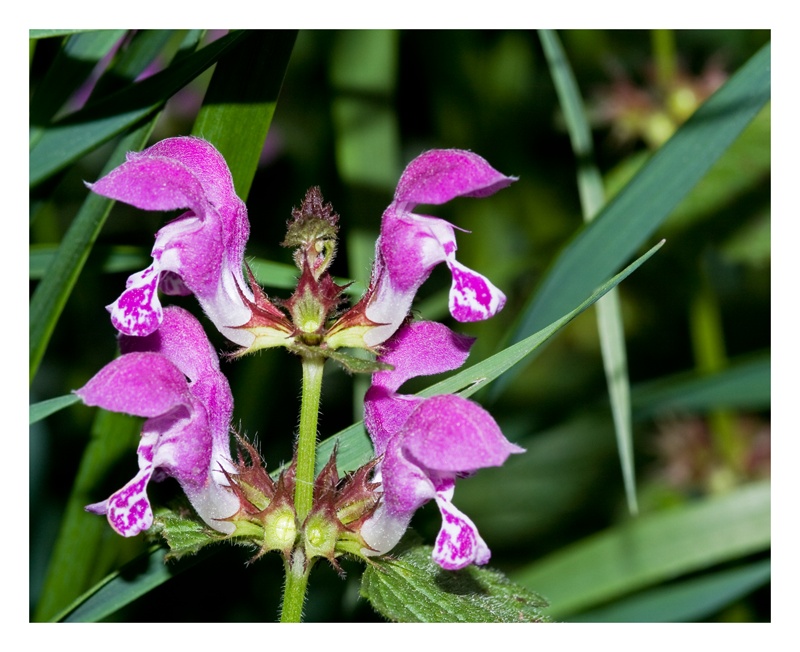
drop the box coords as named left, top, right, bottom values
left=76, top=306, right=239, bottom=537
left=87, top=136, right=254, bottom=346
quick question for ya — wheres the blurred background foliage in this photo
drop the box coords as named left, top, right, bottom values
left=30, top=29, right=770, bottom=622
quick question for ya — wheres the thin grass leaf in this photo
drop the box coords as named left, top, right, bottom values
left=30, top=30, right=247, bottom=187
left=30, top=30, right=126, bottom=144
left=539, top=28, right=637, bottom=515
left=30, top=394, right=80, bottom=424
left=29, top=244, right=150, bottom=279
left=512, top=480, right=770, bottom=619
left=319, top=240, right=665, bottom=475
left=492, top=40, right=770, bottom=397
left=192, top=31, right=297, bottom=200
left=631, top=351, right=770, bottom=418
left=56, top=545, right=212, bottom=622
left=568, top=558, right=770, bottom=622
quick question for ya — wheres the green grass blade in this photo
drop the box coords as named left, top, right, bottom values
left=493, top=40, right=770, bottom=396
left=539, top=29, right=637, bottom=515
left=29, top=394, right=80, bottom=424
left=631, top=351, right=770, bottom=418
left=29, top=244, right=150, bottom=279
left=29, top=31, right=247, bottom=187
left=55, top=546, right=210, bottom=622
left=319, top=240, right=665, bottom=475
left=568, top=559, right=770, bottom=622
left=512, top=480, right=770, bottom=619
left=192, top=31, right=297, bottom=200
left=30, top=30, right=126, bottom=143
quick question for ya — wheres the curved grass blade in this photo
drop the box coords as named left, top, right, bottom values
left=493, top=41, right=771, bottom=396
left=30, top=30, right=247, bottom=187
left=55, top=545, right=211, bottom=622
left=631, top=351, right=770, bottom=418
left=539, top=28, right=637, bottom=514
left=568, top=558, right=770, bottom=622
left=30, top=30, right=126, bottom=145
left=29, top=394, right=80, bottom=424
left=512, top=480, right=770, bottom=619
left=319, top=240, right=665, bottom=475
left=192, top=31, right=297, bottom=200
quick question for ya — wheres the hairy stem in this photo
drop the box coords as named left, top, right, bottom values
left=295, top=354, right=325, bottom=522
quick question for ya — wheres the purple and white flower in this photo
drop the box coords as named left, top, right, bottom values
left=361, top=321, right=524, bottom=570
left=363, top=149, right=515, bottom=347
left=88, top=136, right=254, bottom=347
left=77, top=306, right=239, bottom=537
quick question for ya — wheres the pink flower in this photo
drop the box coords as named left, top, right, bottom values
left=87, top=136, right=254, bottom=346
left=76, top=306, right=238, bottom=537
left=363, top=150, right=515, bottom=346
left=361, top=321, right=524, bottom=570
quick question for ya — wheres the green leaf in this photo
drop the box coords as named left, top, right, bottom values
left=29, top=394, right=80, bottom=424
left=539, top=28, right=637, bottom=514
left=151, top=510, right=228, bottom=560
left=512, top=480, right=770, bottom=619
left=361, top=535, right=550, bottom=622
left=494, top=40, right=770, bottom=396
left=569, top=559, right=770, bottom=622
left=318, top=239, right=665, bottom=475
left=29, top=30, right=246, bottom=187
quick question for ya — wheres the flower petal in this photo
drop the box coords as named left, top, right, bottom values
left=432, top=489, right=491, bottom=570
left=86, top=466, right=155, bottom=538
left=401, top=394, right=525, bottom=472
left=370, top=321, right=474, bottom=393
left=75, top=351, right=193, bottom=418
left=394, top=149, right=516, bottom=207
left=107, top=263, right=163, bottom=337
left=447, top=258, right=506, bottom=322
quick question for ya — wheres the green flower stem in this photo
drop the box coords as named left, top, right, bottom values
left=278, top=353, right=325, bottom=622
left=295, top=353, right=325, bottom=522
left=280, top=550, right=311, bottom=623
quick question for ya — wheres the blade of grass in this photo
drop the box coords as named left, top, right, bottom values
left=512, top=480, right=770, bottom=619
left=539, top=28, right=637, bottom=515
left=29, top=394, right=80, bottom=424
left=192, top=30, right=297, bottom=200
left=631, top=351, right=770, bottom=418
left=30, top=30, right=247, bottom=187
left=568, top=558, right=770, bottom=622
left=492, top=41, right=770, bottom=397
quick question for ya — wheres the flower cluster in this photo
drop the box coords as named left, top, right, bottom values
left=78, top=136, right=522, bottom=571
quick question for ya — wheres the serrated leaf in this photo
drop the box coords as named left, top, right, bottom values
left=361, top=535, right=550, bottom=623
left=151, top=510, right=228, bottom=560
